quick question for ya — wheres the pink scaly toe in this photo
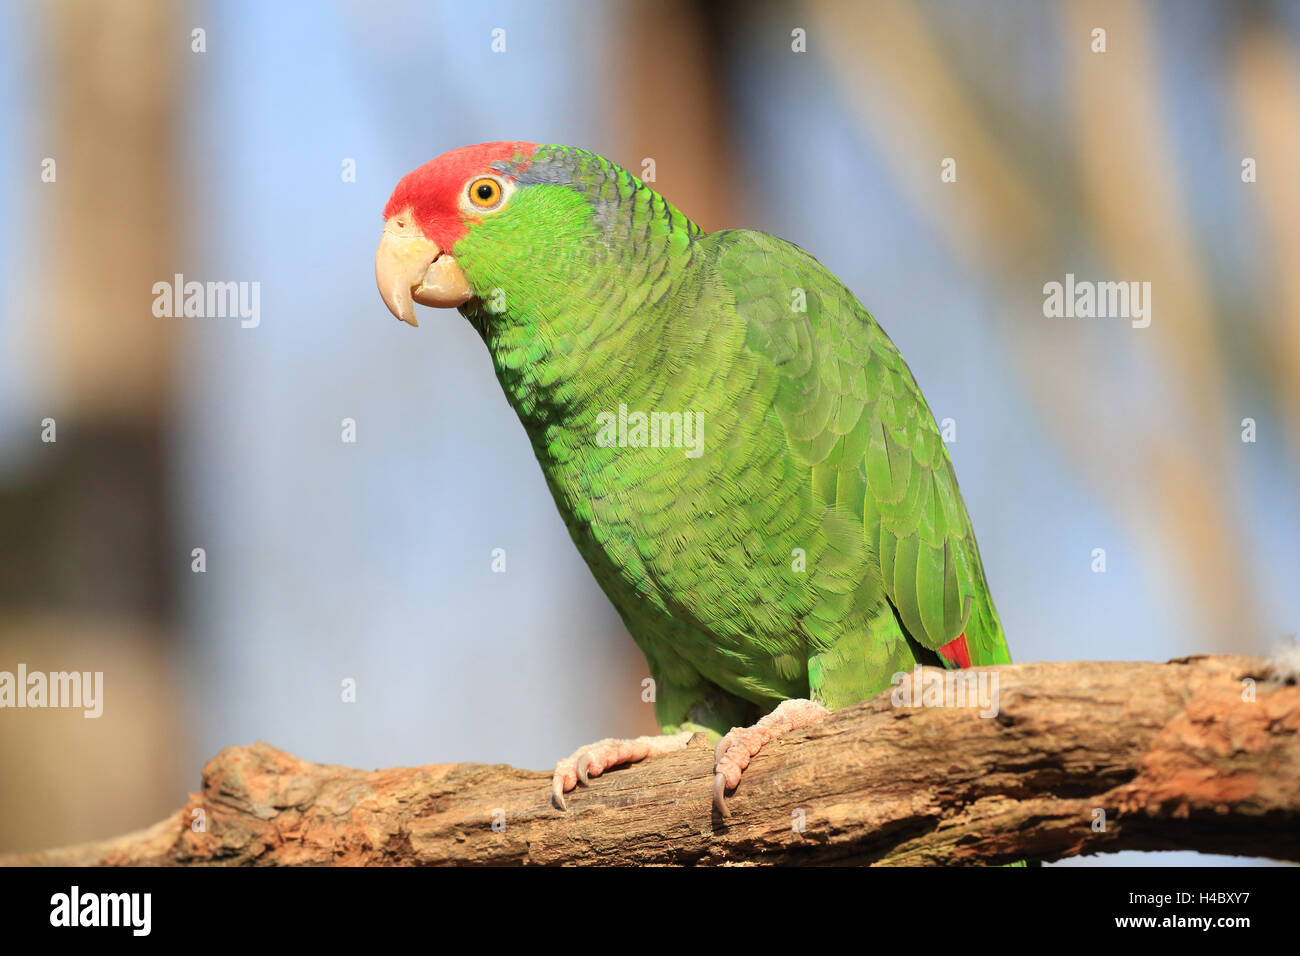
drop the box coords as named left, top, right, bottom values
left=713, top=698, right=830, bottom=818
left=552, top=731, right=694, bottom=810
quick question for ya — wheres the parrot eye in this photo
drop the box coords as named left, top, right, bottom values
left=468, top=177, right=504, bottom=209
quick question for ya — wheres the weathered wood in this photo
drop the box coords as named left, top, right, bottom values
left=4, top=655, right=1296, bottom=866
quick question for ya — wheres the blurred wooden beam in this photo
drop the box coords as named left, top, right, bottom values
left=39, top=0, right=181, bottom=420
left=0, top=0, right=186, bottom=854
left=2, top=0, right=183, bottom=616
left=612, top=0, right=740, bottom=233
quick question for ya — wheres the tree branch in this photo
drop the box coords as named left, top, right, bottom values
left=4, top=655, right=1296, bottom=866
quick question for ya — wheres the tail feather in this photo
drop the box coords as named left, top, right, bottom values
left=937, top=632, right=972, bottom=669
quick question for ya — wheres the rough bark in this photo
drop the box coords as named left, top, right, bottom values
left=4, top=655, right=1297, bottom=866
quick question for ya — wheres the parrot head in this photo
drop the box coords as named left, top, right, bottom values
left=376, top=141, right=555, bottom=327
left=377, top=142, right=693, bottom=334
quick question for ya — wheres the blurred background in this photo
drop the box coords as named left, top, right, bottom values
left=0, top=0, right=1297, bottom=866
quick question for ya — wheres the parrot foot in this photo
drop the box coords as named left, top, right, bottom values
left=552, top=731, right=695, bottom=810
left=713, top=698, right=830, bottom=819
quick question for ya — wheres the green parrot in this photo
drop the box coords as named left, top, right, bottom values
left=376, top=142, right=1013, bottom=820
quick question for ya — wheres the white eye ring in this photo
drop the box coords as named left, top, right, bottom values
left=460, top=175, right=513, bottom=214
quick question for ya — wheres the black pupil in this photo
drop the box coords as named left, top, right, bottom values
left=477, top=183, right=495, bottom=201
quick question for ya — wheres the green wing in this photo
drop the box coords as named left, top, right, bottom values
left=705, top=229, right=1011, bottom=676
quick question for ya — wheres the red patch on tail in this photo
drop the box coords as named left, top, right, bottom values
left=938, top=633, right=972, bottom=669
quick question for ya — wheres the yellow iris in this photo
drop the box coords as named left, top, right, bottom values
left=469, top=178, right=501, bottom=208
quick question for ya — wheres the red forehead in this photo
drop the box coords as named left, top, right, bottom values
left=383, top=141, right=537, bottom=249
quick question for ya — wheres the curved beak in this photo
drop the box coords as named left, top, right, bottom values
left=375, top=213, right=473, bottom=326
